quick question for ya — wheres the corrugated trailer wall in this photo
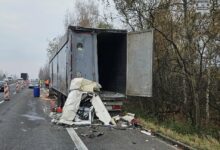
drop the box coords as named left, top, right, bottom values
left=57, top=45, right=67, bottom=95
left=52, top=56, right=58, bottom=90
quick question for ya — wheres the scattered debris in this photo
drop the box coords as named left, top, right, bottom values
left=56, top=78, right=113, bottom=126
left=80, top=131, right=104, bottom=139
left=112, top=115, right=120, bottom=121
left=50, top=100, right=56, bottom=112
left=49, top=78, right=141, bottom=132
left=131, top=118, right=141, bottom=127
left=141, top=130, right=152, bottom=136
left=132, top=142, right=137, bottom=144
left=121, top=113, right=135, bottom=123
left=56, top=106, right=62, bottom=113
left=111, top=113, right=141, bottom=128
left=91, top=95, right=113, bottom=125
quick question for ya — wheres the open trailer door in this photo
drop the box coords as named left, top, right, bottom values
left=126, top=30, right=153, bottom=97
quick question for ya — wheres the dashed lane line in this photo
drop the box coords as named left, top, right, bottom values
left=66, top=128, right=88, bottom=150
left=0, top=100, right=4, bottom=105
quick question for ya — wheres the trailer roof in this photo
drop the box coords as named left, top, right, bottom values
left=68, top=26, right=127, bottom=33
left=49, top=26, right=127, bottom=62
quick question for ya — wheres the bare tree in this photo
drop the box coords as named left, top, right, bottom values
left=106, top=0, right=220, bottom=128
left=65, top=0, right=99, bottom=28
left=38, top=64, right=50, bottom=80
left=46, top=37, right=60, bottom=58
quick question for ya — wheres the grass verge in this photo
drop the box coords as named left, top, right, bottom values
left=139, top=118, right=220, bottom=150
left=123, top=100, right=220, bottom=150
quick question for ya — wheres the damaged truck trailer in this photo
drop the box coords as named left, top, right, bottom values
left=49, top=26, right=153, bottom=111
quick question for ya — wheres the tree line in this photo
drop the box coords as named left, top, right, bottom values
left=105, top=0, right=220, bottom=129
left=42, top=0, right=220, bottom=129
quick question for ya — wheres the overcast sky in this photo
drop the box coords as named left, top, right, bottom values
left=0, top=0, right=73, bottom=79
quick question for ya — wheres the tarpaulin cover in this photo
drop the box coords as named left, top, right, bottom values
left=59, top=78, right=111, bottom=125
left=69, top=78, right=101, bottom=92
left=59, top=90, right=83, bottom=125
left=91, top=95, right=111, bottom=125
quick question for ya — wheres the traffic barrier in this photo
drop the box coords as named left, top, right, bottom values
left=20, top=81, right=24, bottom=89
left=4, top=82, right=10, bottom=100
left=24, top=80, right=27, bottom=87
left=16, top=81, right=20, bottom=93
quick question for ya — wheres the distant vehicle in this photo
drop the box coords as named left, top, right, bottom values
left=7, top=77, right=13, bottom=81
left=17, top=78, right=24, bottom=83
left=0, top=81, right=5, bottom=91
left=3, top=78, right=9, bottom=82
left=29, top=80, right=39, bottom=88
left=21, top=73, right=29, bottom=80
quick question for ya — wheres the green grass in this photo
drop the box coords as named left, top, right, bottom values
left=123, top=101, right=220, bottom=150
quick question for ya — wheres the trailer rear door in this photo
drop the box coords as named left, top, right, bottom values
left=73, top=32, right=97, bottom=81
left=126, top=31, right=153, bottom=97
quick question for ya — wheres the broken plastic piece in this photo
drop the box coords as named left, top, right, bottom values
left=91, top=95, right=112, bottom=125
left=121, top=113, right=135, bottom=123
left=141, top=130, right=151, bottom=136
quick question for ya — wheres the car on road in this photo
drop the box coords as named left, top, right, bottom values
left=29, top=80, right=39, bottom=88
left=3, top=78, right=9, bottom=82
left=7, top=77, right=13, bottom=82
left=17, top=78, right=24, bottom=82
left=0, top=81, right=5, bottom=92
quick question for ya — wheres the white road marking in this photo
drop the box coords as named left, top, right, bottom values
left=21, top=114, right=45, bottom=121
left=0, top=100, right=4, bottom=104
left=66, top=128, right=88, bottom=150
left=21, top=128, right=27, bottom=132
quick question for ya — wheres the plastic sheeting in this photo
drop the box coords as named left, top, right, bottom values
left=69, top=78, right=101, bottom=92
left=59, top=90, right=83, bottom=125
left=59, top=78, right=111, bottom=125
left=91, top=95, right=112, bottom=125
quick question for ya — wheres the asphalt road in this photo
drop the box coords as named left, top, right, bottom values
left=75, top=126, right=177, bottom=150
left=0, top=86, right=177, bottom=150
left=0, top=88, right=76, bottom=150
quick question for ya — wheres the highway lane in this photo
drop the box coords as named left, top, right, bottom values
left=0, top=86, right=178, bottom=150
left=75, top=126, right=177, bottom=150
left=0, top=88, right=76, bottom=150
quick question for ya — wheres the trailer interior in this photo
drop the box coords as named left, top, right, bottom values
left=97, top=32, right=127, bottom=94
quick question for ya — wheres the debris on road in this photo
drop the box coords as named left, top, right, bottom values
left=91, top=95, right=113, bottom=125
left=111, top=113, right=141, bottom=129
left=48, top=78, right=143, bottom=133
left=50, top=78, right=113, bottom=126
left=141, top=130, right=152, bottom=136
left=81, top=131, right=104, bottom=139
left=121, top=113, right=135, bottom=123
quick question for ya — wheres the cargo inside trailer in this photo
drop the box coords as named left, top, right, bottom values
left=97, top=32, right=127, bottom=94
